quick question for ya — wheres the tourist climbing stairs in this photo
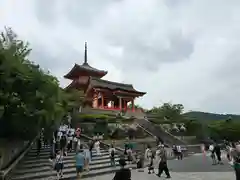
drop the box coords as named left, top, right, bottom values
left=8, top=143, right=135, bottom=180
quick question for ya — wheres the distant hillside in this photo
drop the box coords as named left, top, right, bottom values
left=183, top=111, right=240, bottom=121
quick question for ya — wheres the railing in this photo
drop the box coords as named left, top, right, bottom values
left=80, top=134, right=125, bottom=154
left=80, top=134, right=178, bottom=160
left=135, top=118, right=187, bottom=146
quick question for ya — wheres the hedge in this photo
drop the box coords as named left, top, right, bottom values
left=79, top=114, right=109, bottom=120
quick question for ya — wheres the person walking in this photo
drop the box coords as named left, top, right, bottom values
left=176, top=145, right=183, bottom=160
left=54, top=151, right=64, bottom=180
left=75, top=148, right=85, bottom=179
left=231, top=143, right=240, bottom=180
left=145, top=145, right=152, bottom=163
left=36, top=136, right=42, bottom=157
left=156, top=145, right=171, bottom=179
left=94, top=140, right=101, bottom=155
left=214, top=143, right=223, bottom=164
left=67, top=133, right=73, bottom=152
left=109, top=144, right=116, bottom=166
left=148, top=153, right=155, bottom=174
left=88, top=140, right=94, bottom=159
left=83, top=145, right=91, bottom=171
left=113, top=158, right=131, bottom=180
left=60, top=136, right=66, bottom=152
left=209, top=143, right=217, bottom=165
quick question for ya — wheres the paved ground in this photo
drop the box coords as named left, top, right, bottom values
left=84, top=170, right=235, bottom=180
left=84, top=153, right=236, bottom=180
left=167, top=152, right=233, bottom=172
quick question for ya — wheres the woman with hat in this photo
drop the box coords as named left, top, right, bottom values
left=113, top=158, right=131, bottom=180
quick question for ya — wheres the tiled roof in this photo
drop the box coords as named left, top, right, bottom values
left=64, top=63, right=107, bottom=79
left=89, top=77, right=146, bottom=95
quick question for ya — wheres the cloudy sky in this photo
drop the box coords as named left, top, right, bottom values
left=1, top=0, right=240, bottom=114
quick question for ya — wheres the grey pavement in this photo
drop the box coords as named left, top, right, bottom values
left=83, top=153, right=236, bottom=180
left=167, top=152, right=233, bottom=172
left=84, top=170, right=235, bottom=180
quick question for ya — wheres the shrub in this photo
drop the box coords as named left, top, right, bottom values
left=79, top=114, right=109, bottom=121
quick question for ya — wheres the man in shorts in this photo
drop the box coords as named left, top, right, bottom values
left=75, top=149, right=85, bottom=179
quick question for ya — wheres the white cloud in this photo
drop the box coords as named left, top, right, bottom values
left=1, top=0, right=240, bottom=113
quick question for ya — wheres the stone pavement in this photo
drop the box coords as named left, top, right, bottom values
left=167, top=151, right=233, bottom=172
left=84, top=169, right=235, bottom=180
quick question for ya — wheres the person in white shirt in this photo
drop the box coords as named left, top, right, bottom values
left=95, top=140, right=101, bottom=155
left=155, top=145, right=162, bottom=165
left=70, top=128, right=75, bottom=136
left=145, top=145, right=152, bottom=161
left=209, top=144, right=216, bottom=165
left=176, top=145, right=182, bottom=160
left=55, top=151, right=64, bottom=180
left=57, top=131, right=63, bottom=141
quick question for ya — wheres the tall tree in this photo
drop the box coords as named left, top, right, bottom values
left=148, top=102, right=184, bottom=121
left=0, top=27, right=69, bottom=139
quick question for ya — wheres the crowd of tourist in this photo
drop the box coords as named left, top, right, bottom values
left=35, top=126, right=240, bottom=180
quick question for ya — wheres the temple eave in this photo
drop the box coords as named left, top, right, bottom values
left=91, top=87, right=145, bottom=97
left=64, top=63, right=108, bottom=79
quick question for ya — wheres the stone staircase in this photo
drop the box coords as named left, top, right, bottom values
left=9, top=144, right=135, bottom=180
left=135, top=118, right=187, bottom=147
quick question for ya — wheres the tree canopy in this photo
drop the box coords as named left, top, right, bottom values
left=147, top=102, right=240, bottom=141
left=0, top=27, right=82, bottom=139
left=147, top=102, right=184, bottom=121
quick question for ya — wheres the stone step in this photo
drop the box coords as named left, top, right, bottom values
left=10, top=142, right=128, bottom=180
left=27, top=148, right=109, bottom=156
left=13, top=159, right=126, bottom=179
left=14, top=164, right=136, bottom=180
left=25, top=151, right=111, bottom=161
left=18, top=157, right=121, bottom=169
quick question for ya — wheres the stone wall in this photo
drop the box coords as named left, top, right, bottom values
left=0, top=139, right=29, bottom=170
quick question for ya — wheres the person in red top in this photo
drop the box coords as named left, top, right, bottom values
left=76, top=128, right=81, bottom=138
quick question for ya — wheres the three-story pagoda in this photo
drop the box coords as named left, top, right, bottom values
left=64, top=42, right=146, bottom=112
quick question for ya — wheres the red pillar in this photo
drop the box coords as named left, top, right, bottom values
left=96, top=93, right=98, bottom=108
left=101, top=93, right=104, bottom=108
left=119, top=97, right=122, bottom=110
left=132, top=98, right=135, bottom=112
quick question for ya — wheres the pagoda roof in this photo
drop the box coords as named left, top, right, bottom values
left=64, top=63, right=108, bottom=79
left=89, top=77, right=146, bottom=96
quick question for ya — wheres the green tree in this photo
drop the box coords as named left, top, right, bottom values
left=0, top=27, right=69, bottom=139
left=127, top=104, right=142, bottom=109
left=208, top=120, right=240, bottom=141
left=148, top=102, right=184, bottom=121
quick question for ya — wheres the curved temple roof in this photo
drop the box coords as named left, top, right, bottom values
left=64, top=63, right=108, bottom=79
left=89, top=77, right=146, bottom=96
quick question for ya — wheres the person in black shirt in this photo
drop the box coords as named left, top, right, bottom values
left=214, top=143, right=223, bottom=164
left=113, top=158, right=131, bottom=180
left=89, top=140, right=94, bottom=159
left=36, top=137, right=42, bottom=156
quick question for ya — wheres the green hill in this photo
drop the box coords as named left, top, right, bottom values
left=183, top=111, right=240, bottom=122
